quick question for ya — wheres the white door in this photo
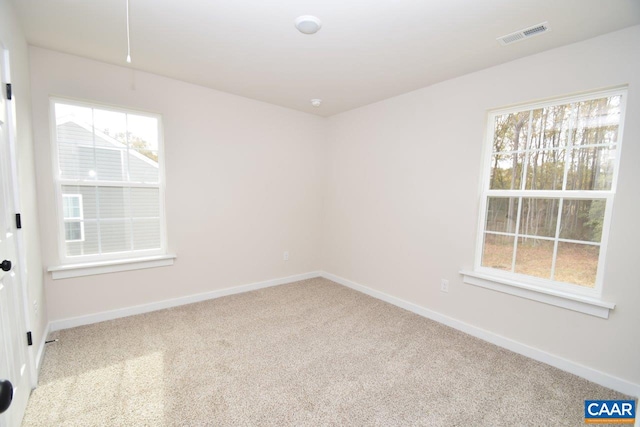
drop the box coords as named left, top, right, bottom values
left=0, top=47, right=31, bottom=427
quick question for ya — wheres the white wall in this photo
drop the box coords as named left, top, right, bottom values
left=29, top=47, right=326, bottom=321
left=323, top=26, right=640, bottom=387
left=0, top=0, right=46, bottom=364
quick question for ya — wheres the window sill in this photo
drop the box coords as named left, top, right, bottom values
left=459, top=270, right=615, bottom=319
left=48, top=254, right=176, bottom=280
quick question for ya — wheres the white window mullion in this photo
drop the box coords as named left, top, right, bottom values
left=485, top=189, right=611, bottom=199
left=125, top=114, right=135, bottom=251
left=90, top=108, right=103, bottom=256
left=562, top=102, right=578, bottom=191
left=509, top=110, right=534, bottom=273
left=557, top=237, right=601, bottom=246
left=488, top=231, right=560, bottom=243
left=91, top=107, right=98, bottom=182
left=549, top=198, right=564, bottom=281
left=125, top=113, right=131, bottom=182
left=58, top=180, right=160, bottom=189
left=128, top=186, right=135, bottom=251
left=520, top=110, right=534, bottom=191
left=510, top=196, right=523, bottom=273
left=94, top=186, right=102, bottom=256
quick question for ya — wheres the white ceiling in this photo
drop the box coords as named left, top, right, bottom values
left=11, top=0, right=640, bottom=116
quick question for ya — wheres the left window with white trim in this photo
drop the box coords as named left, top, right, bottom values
left=51, top=98, right=168, bottom=264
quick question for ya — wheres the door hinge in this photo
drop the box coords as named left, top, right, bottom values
left=5, top=84, right=11, bottom=101
left=15, top=213, right=21, bottom=229
left=27, top=332, right=33, bottom=346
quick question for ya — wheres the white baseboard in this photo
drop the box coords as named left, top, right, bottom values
left=320, top=271, right=640, bottom=398
left=36, top=321, right=50, bottom=373
left=50, top=271, right=321, bottom=332
left=44, top=269, right=639, bottom=397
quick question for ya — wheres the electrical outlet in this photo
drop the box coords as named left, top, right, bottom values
left=440, top=279, right=449, bottom=293
left=33, top=300, right=38, bottom=316
left=283, top=251, right=289, bottom=261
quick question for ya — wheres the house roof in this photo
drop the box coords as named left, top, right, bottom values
left=57, top=117, right=159, bottom=170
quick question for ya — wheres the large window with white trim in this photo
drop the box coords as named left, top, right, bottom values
left=52, top=99, right=166, bottom=262
left=474, top=88, right=626, bottom=297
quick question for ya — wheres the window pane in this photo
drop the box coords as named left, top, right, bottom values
left=93, top=109, right=127, bottom=144
left=489, top=152, right=525, bottom=189
left=94, top=147, right=124, bottom=181
left=493, top=111, right=530, bottom=153
left=98, top=187, right=131, bottom=219
left=133, top=219, right=161, bottom=250
left=126, top=114, right=159, bottom=183
left=559, top=199, right=605, bottom=243
left=527, top=109, right=543, bottom=150
left=55, top=103, right=93, bottom=125
left=572, top=96, right=621, bottom=147
left=63, top=186, right=97, bottom=220
left=481, top=233, right=514, bottom=271
left=485, top=197, right=519, bottom=234
left=525, top=149, right=565, bottom=190
left=514, top=238, right=553, bottom=279
left=566, top=146, right=616, bottom=191
left=538, top=104, right=574, bottom=150
left=64, top=222, right=82, bottom=241
left=55, top=105, right=162, bottom=184
left=55, top=104, right=117, bottom=181
left=57, top=137, right=96, bottom=180
left=63, top=196, right=81, bottom=219
left=62, top=198, right=71, bottom=218
left=128, top=150, right=159, bottom=183
left=518, top=198, right=559, bottom=238
left=127, top=114, right=159, bottom=151
left=131, top=188, right=160, bottom=218
left=65, top=221, right=99, bottom=257
left=100, top=221, right=132, bottom=253
left=554, top=242, right=599, bottom=287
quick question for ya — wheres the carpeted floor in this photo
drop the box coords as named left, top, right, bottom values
left=23, top=277, right=630, bottom=426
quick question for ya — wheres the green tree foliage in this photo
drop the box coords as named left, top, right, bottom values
left=487, top=96, right=620, bottom=245
left=114, top=131, right=158, bottom=162
left=585, top=200, right=605, bottom=241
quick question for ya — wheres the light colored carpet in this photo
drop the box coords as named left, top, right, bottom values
left=23, top=278, right=629, bottom=426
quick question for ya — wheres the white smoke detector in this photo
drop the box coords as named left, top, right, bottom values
left=295, top=16, right=322, bottom=35
left=310, top=99, right=322, bottom=108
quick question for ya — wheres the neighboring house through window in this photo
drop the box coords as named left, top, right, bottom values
left=462, top=87, right=627, bottom=318
left=51, top=98, right=167, bottom=263
left=63, top=194, right=84, bottom=242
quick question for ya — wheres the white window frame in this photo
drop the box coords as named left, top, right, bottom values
left=49, top=97, right=170, bottom=268
left=62, top=193, right=85, bottom=242
left=461, top=87, right=627, bottom=318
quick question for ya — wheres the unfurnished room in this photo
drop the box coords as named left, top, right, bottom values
left=0, top=0, right=639, bottom=426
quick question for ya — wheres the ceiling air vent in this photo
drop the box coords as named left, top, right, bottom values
left=497, top=22, right=550, bottom=46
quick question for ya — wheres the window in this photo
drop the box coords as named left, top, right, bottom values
left=63, top=194, right=84, bottom=242
left=463, top=88, right=626, bottom=316
left=51, top=99, right=167, bottom=264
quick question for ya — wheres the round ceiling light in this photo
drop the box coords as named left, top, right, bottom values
left=295, top=15, right=322, bottom=35
left=310, top=99, right=322, bottom=108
